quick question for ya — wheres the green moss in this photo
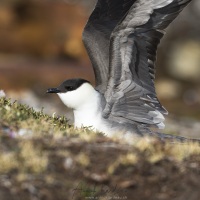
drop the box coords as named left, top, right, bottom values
left=0, top=97, right=99, bottom=138
left=0, top=97, right=68, bottom=131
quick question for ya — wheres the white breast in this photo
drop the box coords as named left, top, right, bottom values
left=57, top=83, right=109, bottom=133
left=73, top=91, right=102, bottom=129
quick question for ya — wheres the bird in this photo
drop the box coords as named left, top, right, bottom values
left=47, top=0, right=194, bottom=138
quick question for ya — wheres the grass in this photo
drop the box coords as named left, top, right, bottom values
left=0, top=97, right=200, bottom=200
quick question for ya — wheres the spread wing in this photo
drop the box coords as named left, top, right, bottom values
left=82, top=0, right=137, bottom=93
left=102, top=0, right=192, bottom=128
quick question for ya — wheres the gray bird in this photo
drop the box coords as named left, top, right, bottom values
left=47, top=0, right=193, bottom=137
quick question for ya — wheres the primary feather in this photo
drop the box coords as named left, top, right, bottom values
left=83, top=0, right=192, bottom=129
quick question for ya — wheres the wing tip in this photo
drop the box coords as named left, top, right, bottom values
left=148, top=110, right=166, bottom=129
left=157, top=122, right=165, bottom=129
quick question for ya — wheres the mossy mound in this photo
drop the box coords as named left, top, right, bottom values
left=0, top=97, right=200, bottom=200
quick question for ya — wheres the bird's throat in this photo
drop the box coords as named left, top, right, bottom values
left=73, top=94, right=102, bottom=130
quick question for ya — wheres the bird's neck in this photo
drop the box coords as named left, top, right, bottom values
left=73, top=91, right=103, bottom=129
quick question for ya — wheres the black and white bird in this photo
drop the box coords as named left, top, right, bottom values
left=47, top=0, right=193, bottom=137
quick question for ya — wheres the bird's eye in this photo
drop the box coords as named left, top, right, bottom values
left=65, top=86, right=74, bottom=91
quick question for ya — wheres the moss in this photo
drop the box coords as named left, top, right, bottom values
left=0, top=96, right=200, bottom=177
left=18, top=141, right=48, bottom=173
left=108, top=153, right=138, bottom=174
left=167, top=142, right=200, bottom=161
left=76, top=153, right=90, bottom=167
left=0, top=97, right=68, bottom=131
left=0, top=97, right=99, bottom=139
left=134, top=137, right=200, bottom=163
left=0, top=152, right=19, bottom=173
left=0, top=140, right=47, bottom=174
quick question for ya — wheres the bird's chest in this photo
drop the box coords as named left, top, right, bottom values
left=73, top=106, right=102, bottom=130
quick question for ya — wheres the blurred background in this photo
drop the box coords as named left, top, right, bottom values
left=0, top=0, right=200, bottom=135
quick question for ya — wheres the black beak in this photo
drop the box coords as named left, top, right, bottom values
left=46, top=88, right=61, bottom=94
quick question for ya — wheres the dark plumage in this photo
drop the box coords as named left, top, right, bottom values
left=47, top=79, right=90, bottom=93
left=83, top=0, right=192, bottom=128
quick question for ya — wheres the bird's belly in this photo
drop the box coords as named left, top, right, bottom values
left=74, top=111, right=103, bottom=130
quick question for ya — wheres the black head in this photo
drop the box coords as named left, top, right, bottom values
left=47, top=78, right=90, bottom=94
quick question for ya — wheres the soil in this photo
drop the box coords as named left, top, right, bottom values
left=0, top=134, right=200, bottom=200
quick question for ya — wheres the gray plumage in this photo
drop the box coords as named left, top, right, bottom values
left=48, top=0, right=196, bottom=141
left=83, top=0, right=192, bottom=131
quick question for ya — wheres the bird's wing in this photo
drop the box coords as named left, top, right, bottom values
left=82, top=0, right=137, bottom=93
left=103, top=0, right=192, bottom=128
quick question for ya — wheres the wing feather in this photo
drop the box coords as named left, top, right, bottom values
left=103, top=0, right=192, bottom=128
left=83, top=0, right=137, bottom=93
